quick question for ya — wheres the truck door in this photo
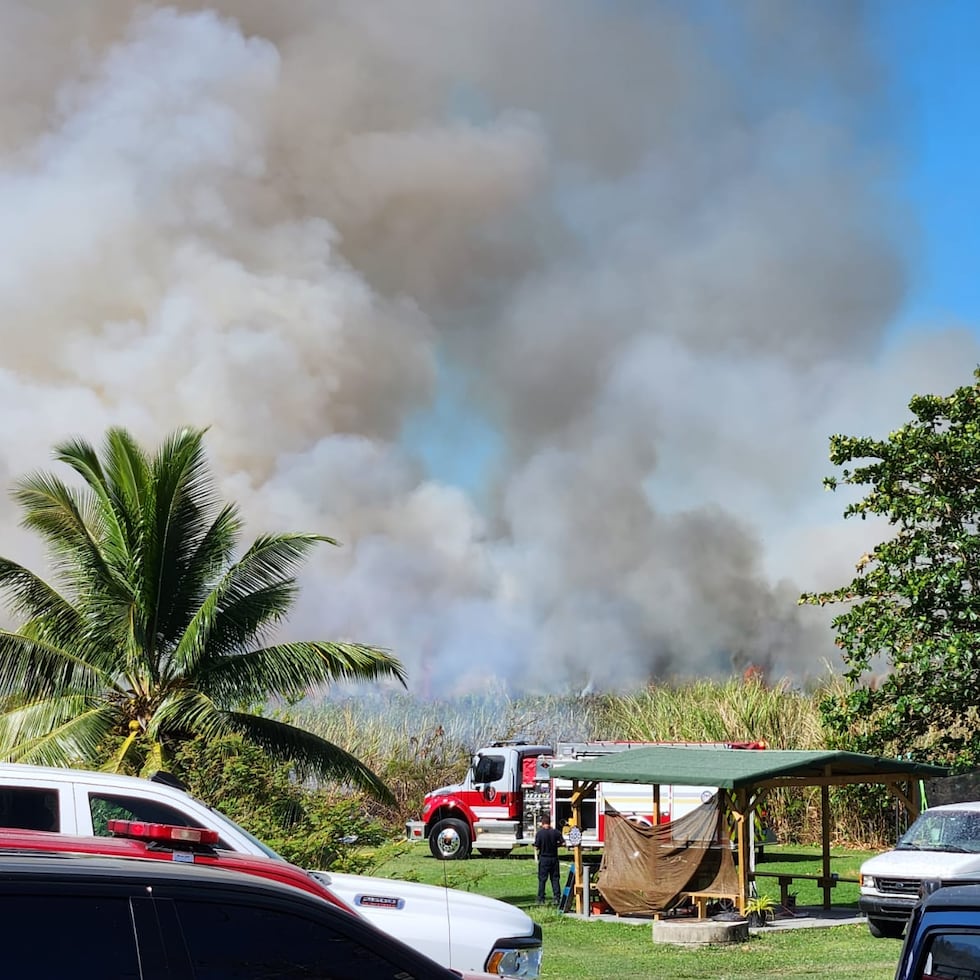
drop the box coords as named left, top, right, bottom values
left=472, top=752, right=516, bottom=819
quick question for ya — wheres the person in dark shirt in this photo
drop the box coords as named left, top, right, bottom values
left=533, top=816, right=565, bottom=905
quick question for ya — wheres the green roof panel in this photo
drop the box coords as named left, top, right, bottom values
left=549, top=747, right=950, bottom=790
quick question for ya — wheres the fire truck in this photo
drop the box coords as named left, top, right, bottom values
left=406, top=739, right=767, bottom=860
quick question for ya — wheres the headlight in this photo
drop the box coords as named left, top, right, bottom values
left=861, top=874, right=876, bottom=888
left=485, top=946, right=543, bottom=979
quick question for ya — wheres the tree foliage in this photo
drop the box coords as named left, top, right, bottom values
left=801, top=369, right=980, bottom=769
left=173, top=734, right=391, bottom=871
left=0, top=427, right=405, bottom=798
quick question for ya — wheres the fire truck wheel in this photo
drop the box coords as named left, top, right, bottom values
left=429, top=818, right=471, bottom=860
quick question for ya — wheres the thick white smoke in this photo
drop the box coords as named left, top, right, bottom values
left=0, top=1, right=975, bottom=694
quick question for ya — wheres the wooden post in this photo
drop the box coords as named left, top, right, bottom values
left=735, top=788, right=750, bottom=913
left=885, top=778, right=920, bottom=822
left=652, top=783, right=660, bottom=826
left=570, top=781, right=593, bottom=914
left=821, top=777, right=832, bottom=910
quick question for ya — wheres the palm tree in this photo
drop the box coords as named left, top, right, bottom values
left=0, top=427, right=404, bottom=800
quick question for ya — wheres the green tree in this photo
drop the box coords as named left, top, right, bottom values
left=801, top=369, right=980, bottom=769
left=173, top=734, right=391, bottom=871
left=0, top=427, right=404, bottom=798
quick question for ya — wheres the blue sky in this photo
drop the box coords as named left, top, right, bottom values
left=873, top=0, right=980, bottom=333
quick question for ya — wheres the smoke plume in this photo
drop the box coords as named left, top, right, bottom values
left=0, top=1, right=975, bottom=694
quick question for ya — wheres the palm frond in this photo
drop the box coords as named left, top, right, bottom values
left=166, top=581, right=229, bottom=682
left=0, top=558, right=81, bottom=638
left=0, top=630, right=111, bottom=699
left=54, top=434, right=132, bottom=566
left=100, top=429, right=149, bottom=522
left=148, top=688, right=232, bottom=741
left=196, top=583, right=299, bottom=661
left=152, top=428, right=215, bottom=517
left=14, top=473, right=100, bottom=563
left=141, top=740, right=165, bottom=778
left=157, top=503, right=241, bottom=646
left=143, top=429, right=221, bottom=666
left=103, top=723, right=143, bottom=773
left=218, top=534, right=335, bottom=619
left=222, top=710, right=395, bottom=803
left=170, top=533, right=333, bottom=676
left=0, top=696, right=119, bottom=767
left=12, top=472, right=131, bottom=604
left=196, top=641, right=405, bottom=705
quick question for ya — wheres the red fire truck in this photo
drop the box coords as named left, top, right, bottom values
left=406, top=739, right=767, bottom=860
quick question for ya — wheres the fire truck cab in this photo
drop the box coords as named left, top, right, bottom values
left=413, top=742, right=553, bottom=860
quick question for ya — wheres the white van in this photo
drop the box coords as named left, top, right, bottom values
left=860, top=802, right=980, bottom=939
left=0, top=762, right=542, bottom=978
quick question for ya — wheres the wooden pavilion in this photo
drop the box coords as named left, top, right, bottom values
left=550, top=747, right=949, bottom=915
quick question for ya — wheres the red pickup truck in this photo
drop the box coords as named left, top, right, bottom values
left=0, top=821, right=501, bottom=979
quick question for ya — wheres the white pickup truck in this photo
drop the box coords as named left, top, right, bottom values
left=860, top=801, right=980, bottom=939
left=0, top=762, right=542, bottom=978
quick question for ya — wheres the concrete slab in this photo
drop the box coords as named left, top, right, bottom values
left=653, top=918, right=749, bottom=946
left=757, top=905, right=866, bottom=931
left=568, top=905, right=867, bottom=932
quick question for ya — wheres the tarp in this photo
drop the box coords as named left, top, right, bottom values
left=596, top=798, right=738, bottom=916
left=550, top=747, right=950, bottom=790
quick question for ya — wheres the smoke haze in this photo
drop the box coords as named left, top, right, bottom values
left=0, top=1, right=976, bottom=694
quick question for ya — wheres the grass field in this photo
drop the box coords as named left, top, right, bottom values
left=371, top=844, right=903, bottom=980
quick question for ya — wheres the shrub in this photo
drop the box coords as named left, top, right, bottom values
left=172, top=735, right=389, bottom=871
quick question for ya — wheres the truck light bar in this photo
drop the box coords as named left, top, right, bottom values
left=107, top=819, right=220, bottom=845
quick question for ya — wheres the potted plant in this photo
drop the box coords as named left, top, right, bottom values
left=744, top=894, right=777, bottom=927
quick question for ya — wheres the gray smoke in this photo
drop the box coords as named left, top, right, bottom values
left=0, top=1, right=976, bottom=694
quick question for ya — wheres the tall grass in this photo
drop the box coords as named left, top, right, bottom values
left=290, top=692, right=606, bottom=825
left=290, top=679, right=891, bottom=847
left=593, top=677, right=888, bottom=846
left=594, top=677, right=825, bottom=748
left=293, top=691, right=606, bottom=764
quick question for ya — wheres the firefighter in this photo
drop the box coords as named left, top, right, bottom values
left=533, top=816, right=564, bottom=906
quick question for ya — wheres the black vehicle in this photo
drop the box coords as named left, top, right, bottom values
left=0, top=850, right=464, bottom=979
left=895, top=883, right=980, bottom=980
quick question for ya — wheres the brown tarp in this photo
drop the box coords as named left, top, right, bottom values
left=595, top=798, right=738, bottom=916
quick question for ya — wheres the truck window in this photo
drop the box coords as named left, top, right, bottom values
left=950, top=816, right=980, bottom=850
left=902, top=812, right=980, bottom=853
left=474, top=755, right=505, bottom=783
left=0, top=787, right=59, bottom=831
left=87, top=792, right=232, bottom=848
left=0, top=894, right=140, bottom=977
left=920, top=931, right=980, bottom=979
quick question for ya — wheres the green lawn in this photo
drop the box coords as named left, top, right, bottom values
left=371, top=844, right=902, bottom=980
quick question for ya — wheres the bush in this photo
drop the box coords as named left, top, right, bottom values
left=172, top=735, right=389, bottom=871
